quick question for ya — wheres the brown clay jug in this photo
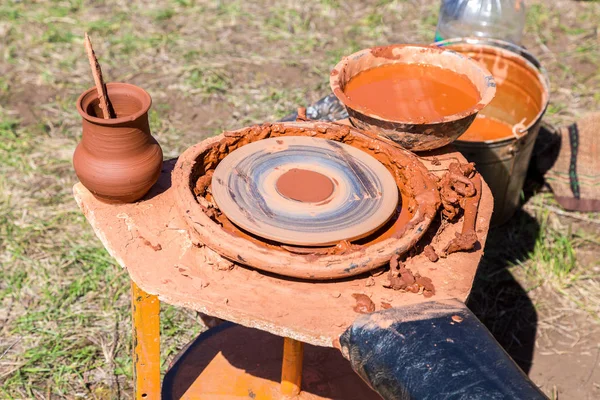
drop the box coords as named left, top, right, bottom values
left=74, top=82, right=163, bottom=203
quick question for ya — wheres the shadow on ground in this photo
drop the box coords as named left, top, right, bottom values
left=467, top=209, right=541, bottom=374
left=466, top=120, right=562, bottom=374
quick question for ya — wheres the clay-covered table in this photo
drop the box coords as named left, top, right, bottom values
left=73, top=143, right=493, bottom=398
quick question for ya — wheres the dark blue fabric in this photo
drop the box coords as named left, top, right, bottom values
left=340, top=300, right=548, bottom=400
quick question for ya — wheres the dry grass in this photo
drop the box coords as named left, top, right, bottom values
left=0, top=0, right=599, bottom=399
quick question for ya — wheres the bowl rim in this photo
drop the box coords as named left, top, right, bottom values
left=77, top=82, right=152, bottom=125
left=329, top=44, right=496, bottom=126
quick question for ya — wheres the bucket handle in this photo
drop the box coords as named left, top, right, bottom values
left=506, top=118, right=529, bottom=157
left=512, top=117, right=527, bottom=140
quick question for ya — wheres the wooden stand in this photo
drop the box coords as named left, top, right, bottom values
left=74, top=145, right=494, bottom=399
left=131, top=282, right=160, bottom=399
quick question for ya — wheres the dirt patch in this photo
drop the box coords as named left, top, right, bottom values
left=529, top=312, right=600, bottom=399
left=159, top=92, right=234, bottom=133
left=0, top=83, right=56, bottom=126
left=225, top=62, right=314, bottom=90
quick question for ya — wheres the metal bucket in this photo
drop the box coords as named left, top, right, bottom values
left=435, top=38, right=550, bottom=226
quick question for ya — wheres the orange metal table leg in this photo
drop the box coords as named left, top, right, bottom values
left=281, top=337, right=304, bottom=397
left=131, top=281, right=161, bottom=399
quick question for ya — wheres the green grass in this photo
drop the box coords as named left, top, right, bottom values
left=528, top=210, right=577, bottom=281
left=0, top=117, right=23, bottom=168
left=153, top=8, right=176, bottom=22
left=0, top=0, right=599, bottom=398
left=185, top=67, right=230, bottom=95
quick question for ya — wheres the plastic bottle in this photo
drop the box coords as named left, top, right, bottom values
left=434, top=0, right=526, bottom=45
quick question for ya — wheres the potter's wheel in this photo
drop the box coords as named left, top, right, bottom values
left=211, top=136, right=398, bottom=246
left=173, top=121, right=440, bottom=280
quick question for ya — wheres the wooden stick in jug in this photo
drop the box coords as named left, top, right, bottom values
left=84, top=33, right=116, bottom=119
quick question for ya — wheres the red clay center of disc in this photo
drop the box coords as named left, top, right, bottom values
left=276, top=168, right=334, bottom=203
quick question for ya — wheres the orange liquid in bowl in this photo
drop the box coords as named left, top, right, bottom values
left=344, top=63, right=481, bottom=122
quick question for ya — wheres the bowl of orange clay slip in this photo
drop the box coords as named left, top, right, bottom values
left=330, top=44, right=496, bottom=151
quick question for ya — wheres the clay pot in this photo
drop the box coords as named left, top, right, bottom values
left=330, top=44, right=496, bottom=151
left=74, top=83, right=163, bottom=203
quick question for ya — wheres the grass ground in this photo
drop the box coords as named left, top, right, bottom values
left=0, top=0, right=598, bottom=399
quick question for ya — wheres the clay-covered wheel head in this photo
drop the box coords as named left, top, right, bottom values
left=211, top=136, right=399, bottom=246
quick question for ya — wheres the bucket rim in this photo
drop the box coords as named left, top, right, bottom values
left=433, top=37, right=550, bottom=141
left=433, top=37, right=550, bottom=87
